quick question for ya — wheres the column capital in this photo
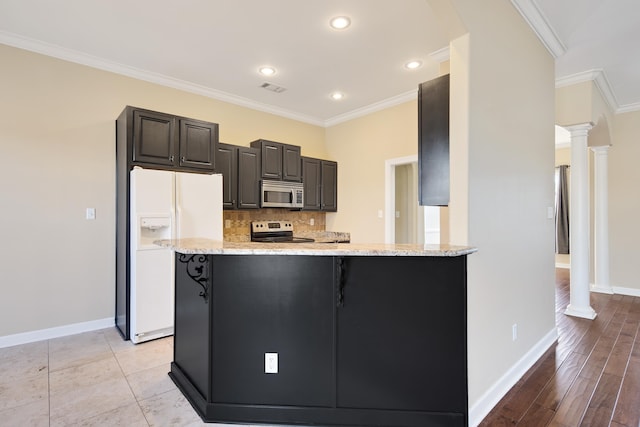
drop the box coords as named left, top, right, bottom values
left=564, top=123, right=593, bottom=138
left=590, top=145, right=611, bottom=154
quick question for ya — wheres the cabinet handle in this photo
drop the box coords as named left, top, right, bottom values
left=181, top=156, right=186, bottom=163
left=336, top=257, right=345, bottom=307
left=170, top=155, right=175, bottom=162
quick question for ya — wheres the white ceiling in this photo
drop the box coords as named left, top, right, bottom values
left=1, top=0, right=639, bottom=126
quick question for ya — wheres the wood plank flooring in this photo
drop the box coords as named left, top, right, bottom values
left=480, top=269, right=640, bottom=427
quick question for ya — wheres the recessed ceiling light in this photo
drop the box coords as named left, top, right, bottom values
left=330, top=16, right=351, bottom=30
left=331, top=92, right=344, bottom=100
left=405, top=60, right=423, bottom=70
left=259, top=66, right=276, bottom=76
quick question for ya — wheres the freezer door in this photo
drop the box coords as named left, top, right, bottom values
left=130, top=168, right=174, bottom=250
left=131, top=248, right=174, bottom=343
left=175, top=172, right=223, bottom=240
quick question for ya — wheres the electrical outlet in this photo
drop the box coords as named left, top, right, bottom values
left=86, top=208, right=96, bottom=220
left=310, top=218, right=315, bottom=226
left=547, top=206, right=554, bottom=219
left=225, top=219, right=231, bottom=229
left=265, top=353, right=278, bottom=374
left=512, top=324, right=518, bottom=341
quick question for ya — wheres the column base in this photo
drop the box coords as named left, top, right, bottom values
left=590, top=283, right=614, bottom=295
left=564, top=304, right=597, bottom=320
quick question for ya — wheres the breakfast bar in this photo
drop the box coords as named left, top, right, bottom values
left=156, top=238, right=477, bottom=427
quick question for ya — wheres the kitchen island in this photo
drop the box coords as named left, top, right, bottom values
left=156, top=238, right=476, bottom=427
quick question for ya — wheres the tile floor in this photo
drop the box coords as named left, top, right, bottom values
left=0, top=328, right=270, bottom=426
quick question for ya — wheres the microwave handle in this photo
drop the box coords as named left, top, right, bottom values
left=291, top=189, right=296, bottom=202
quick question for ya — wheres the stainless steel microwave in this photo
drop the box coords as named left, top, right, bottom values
left=260, top=180, right=304, bottom=208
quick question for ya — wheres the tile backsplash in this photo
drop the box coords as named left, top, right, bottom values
left=223, top=209, right=326, bottom=240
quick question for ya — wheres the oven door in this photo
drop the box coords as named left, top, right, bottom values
left=261, top=181, right=303, bottom=208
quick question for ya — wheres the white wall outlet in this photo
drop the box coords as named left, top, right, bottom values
left=310, top=218, right=315, bottom=226
left=265, top=353, right=278, bottom=374
left=512, top=324, right=518, bottom=341
left=86, top=208, right=96, bottom=220
left=377, top=210, right=383, bottom=218
left=225, top=219, right=231, bottom=229
left=547, top=206, right=554, bottom=219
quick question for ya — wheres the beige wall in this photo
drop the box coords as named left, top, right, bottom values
left=447, top=0, right=556, bottom=410
left=324, top=100, right=422, bottom=243
left=609, top=110, right=640, bottom=293
left=0, top=43, right=325, bottom=337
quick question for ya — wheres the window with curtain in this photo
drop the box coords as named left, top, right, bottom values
left=555, top=165, right=570, bottom=254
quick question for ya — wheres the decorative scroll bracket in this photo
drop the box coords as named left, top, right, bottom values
left=177, top=254, right=210, bottom=303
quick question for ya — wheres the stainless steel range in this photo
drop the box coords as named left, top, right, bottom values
left=250, top=221, right=315, bottom=243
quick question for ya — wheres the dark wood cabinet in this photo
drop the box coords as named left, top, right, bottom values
left=132, top=109, right=176, bottom=166
left=418, top=74, right=450, bottom=206
left=237, top=146, right=261, bottom=209
left=171, top=253, right=469, bottom=427
left=216, top=143, right=238, bottom=209
left=215, top=144, right=260, bottom=210
left=250, top=139, right=301, bottom=182
left=129, top=106, right=218, bottom=172
left=320, top=160, right=337, bottom=212
left=302, top=157, right=337, bottom=211
left=179, top=118, right=217, bottom=170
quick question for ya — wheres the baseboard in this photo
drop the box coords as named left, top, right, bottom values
left=555, top=263, right=570, bottom=269
left=590, top=283, right=614, bottom=295
left=612, top=286, right=640, bottom=298
left=468, top=327, right=558, bottom=426
left=0, top=317, right=114, bottom=349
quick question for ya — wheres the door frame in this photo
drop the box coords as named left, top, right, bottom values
left=384, top=155, right=418, bottom=244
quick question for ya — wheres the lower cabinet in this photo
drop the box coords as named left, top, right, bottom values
left=171, top=254, right=468, bottom=427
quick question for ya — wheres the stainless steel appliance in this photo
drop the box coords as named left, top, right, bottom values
left=251, top=220, right=315, bottom=243
left=260, top=180, right=304, bottom=208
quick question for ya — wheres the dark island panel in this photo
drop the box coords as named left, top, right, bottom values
left=170, top=252, right=469, bottom=427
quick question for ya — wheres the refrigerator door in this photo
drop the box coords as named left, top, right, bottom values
left=130, top=168, right=175, bottom=343
left=175, top=172, right=223, bottom=240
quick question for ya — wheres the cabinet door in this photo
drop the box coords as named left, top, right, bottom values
left=211, top=255, right=334, bottom=407
left=179, top=119, right=217, bottom=170
left=321, top=160, right=338, bottom=211
left=418, top=74, right=450, bottom=206
left=237, top=147, right=261, bottom=209
left=282, top=144, right=302, bottom=182
left=216, top=143, right=238, bottom=209
left=302, top=157, right=321, bottom=210
left=336, top=256, right=467, bottom=415
left=133, top=110, right=176, bottom=166
left=254, top=140, right=282, bottom=180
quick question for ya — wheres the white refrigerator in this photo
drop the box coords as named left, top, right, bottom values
left=129, top=167, right=223, bottom=344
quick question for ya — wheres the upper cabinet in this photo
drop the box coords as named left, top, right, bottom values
left=215, top=143, right=261, bottom=210
left=418, top=74, right=450, bottom=206
left=250, top=139, right=301, bottom=182
left=302, top=157, right=337, bottom=212
left=125, top=106, right=218, bottom=172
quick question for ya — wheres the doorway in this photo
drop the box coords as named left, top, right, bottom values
left=385, top=155, right=440, bottom=244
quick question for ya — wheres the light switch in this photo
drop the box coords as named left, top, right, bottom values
left=377, top=210, right=383, bottom=218
left=547, top=206, right=554, bottom=219
left=86, top=208, right=96, bottom=220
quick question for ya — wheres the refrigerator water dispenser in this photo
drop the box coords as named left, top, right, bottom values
left=138, top=215, right=171, bottom=249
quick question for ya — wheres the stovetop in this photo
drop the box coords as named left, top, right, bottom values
left=250, top=221, right=315, bottom=243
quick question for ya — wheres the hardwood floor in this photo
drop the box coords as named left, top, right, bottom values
left=480, top=269, right=640, bottom=427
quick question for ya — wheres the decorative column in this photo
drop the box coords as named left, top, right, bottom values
left=564, top=123, right=597, bottom=320
left=590, top=146, right=613, bottom=294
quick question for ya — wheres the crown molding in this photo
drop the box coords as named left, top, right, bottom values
left=556, top=69, right=620, bottom=114
left=324, top=90, right=417, bottom=127
left=510, top=0, right=566, bottom=58
left=616, top=102, right=640, bottom=114
left=429, top=46, right=450, bottom=63
left=0, top=31, right=326, bottom=127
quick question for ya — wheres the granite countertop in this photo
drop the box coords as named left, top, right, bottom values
left=155, top=238, right=477, bottom=257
